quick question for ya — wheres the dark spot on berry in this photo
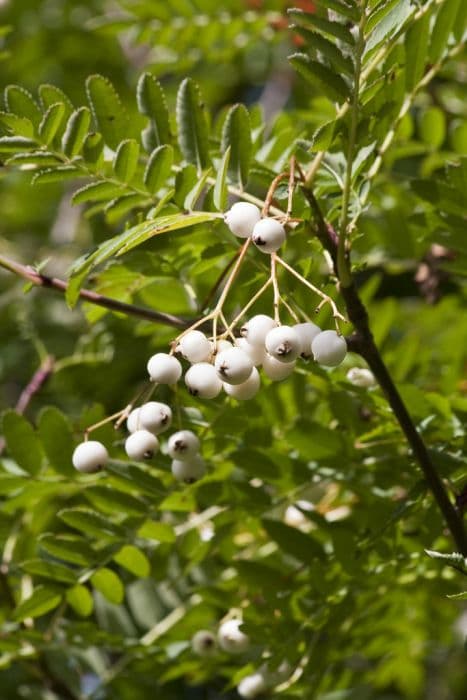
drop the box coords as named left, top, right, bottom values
left=254, top=236, right=266, bottom=246
left=161, top=414, right=168, bottom=424
left=143, top=450, right=154, bottom=459
left=219, top=363, right=228, bottom=375
left=175, top=440, right=186, bottom=452
left=185, top=477, right=196, bottom=484
left=189, top=388, right=199, bottom=396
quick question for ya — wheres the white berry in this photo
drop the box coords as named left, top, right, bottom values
left=191, top=630, right=217, bottom=656
left=138, top=401, right=172, bottom=434
left=262, top=353, right=295, bottom=381
left=171, top=455, right=206, bottom=483
left=252, top=217, right=286, bottom=253
left=213, top=339, right=233, bottom=354
left=237, top=672, right=268, bottom=699
left=235, top=337, right=265, bottom=366
left=311, top=330, right=347, bottom=367
left=147, top=353, right=182, bottom=384
left=224, top=367, right=260, bottom=400
left=346, top=367, right=376, bottom=387
left=167, top=430, right=200, bottom=461
left=125, top=430, right=159, bottom=461
left=218, top=619, right=250, bottom=654
left=185, top=362, right=223, bottom=399
left=72, top=440, right=108, bottom=473
left=177, top=330, right=212, bottom=363
left=293, top=321, right=322, bottom=358
left=240, top=314, right=277, bottom=347
left=215, top=347, right=253, bottom=385
left=224, top=202, right=261, bottom=238
left=126, top=408, right=141, bottom=433
left=265, top=325, right=301, bottom=363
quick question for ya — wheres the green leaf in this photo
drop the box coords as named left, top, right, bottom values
left=262, top=519, right=324, bottom=563
left=315, top=0, right=359, bottom=21
left=72, top=180, right=124, bottom=205
left=447, top=592, right=467, bottom=600
left=84, top=483, right=149, bottom=516
left=365, top=0, right=413, bottom=54
left=114, top=545, right=150, bottom=577
left=419, top=107, right=446, bottom=149
left=0, top=135, right=38, bottom=153
left=86, top=74, right=130, bottom=150
left=58, top=507, right=125, bottom=540
left=38, top=406, right=74, bottom=476
left=113, top=138, right=140, bottom=183
left=104, top=193, right=148, bottom=225
left=292, top=26, right=354, bottom=76
left=82, top=131, right=104, bottom=167
left=14, top=585, right=62, bottom=621
left=213, top=146, right=230, bottom=211
left=39, top=534, right=97, bottom=567
left=4, top=85, right=42, bottom=128
left=289, top=53, right=351, bottom=102
left=39, top=102, right=66, bottom=145
left=62, top=107, right=91, bottom=158
left=20, top=558, right=77, bottom=584
left=6, top=152, right=62, bottom=167
left=429, top=0, right=461, bottom=62
left=137, top=72, right=170, bottom=150
left=32, top=166, right=82, bottom=184
left=404, top=10, right=431, bottom=91
left=221, top=104, right=252, bottom=189
left=137, top=520, right=176, bottom=543
left=183, top=170, right=211, bottom=211
left=66, top=584, right=94, bottom=617
left=144, top=144, right=174, bottom=194
left=91, top=568, right=124, bottom=604
left=1, top=410, right=44, bottom=475
left=0, top=111, right=34, bottom=137
left=288, top=9, right=355, bottom=45
left=176, top=78, right=210, bottom=173
left=39, top=84, right=74, bottom=114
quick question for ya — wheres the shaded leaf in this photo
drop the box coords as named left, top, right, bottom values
left=39, top=102, right=66, bottom=145
left=1, top=410, right=44, bottom=475
left=221, top=104, right=252, bottom=189
left=289, top=53, right=351, bottom=102
left=176, top=78, right=210, bottom=172
left=62, top=107, right=91, bottom=157
left=113, top=138, right=140, bottom=182
left=38, top=406, right=74, bottom=476
left=144, top=144, right=174, bottom=194
left=14, top=585, right=62, bottom=621
left=137, top=72, right=170, bottom=149
left=86, top=74, right=130, bottom=150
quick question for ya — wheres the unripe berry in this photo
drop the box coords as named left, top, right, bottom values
left=125, top=430, right=159, bottom=461
left=171, top=455, right=206, bottom=483
left=218, top=618, right=250, bottom=654
left=346, top=367, right=376, bottom=387
left=265, top=325, right=301, bottom=363
left=235, top=337, right=265, bottom=366
left=223, top=367, right=260, bottom=400
left=167, top=430, right=200, bottom=461
left=177, top=330, right=212, bottom=363
left=147, top=353, right=182, bottom=384
left=214, top=347, right=253, bottom=385
left=185, top=362, right=223, bottom=399
left=311, top=330, right=347, bottom=367
left=224, top=201, right=261, bottom=238
left=126, top=408, right=141, bottom=433
left=72, top=440, right=108, bottom=473
left=237, top=672, right=268, bottom=699
left=252, top=217, right=286, bottom=253
left=191, top=630, right=217, bottom=656
left=240, top=314, right=277, bottom=347
left=262, top=353, right=295, bottom=381
left=138, top=401, right=172, bottom=434
left=293, top=321, right=322, bottom=359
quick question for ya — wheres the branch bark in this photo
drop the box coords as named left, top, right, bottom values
left=302, top=185, right=467, bottom=555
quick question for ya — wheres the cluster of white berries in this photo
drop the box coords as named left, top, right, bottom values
left=225, top=201, right=286, bottom=253
left=191, top=617, right=290, bottom=698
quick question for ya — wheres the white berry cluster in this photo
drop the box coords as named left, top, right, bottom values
left=191, top=618, right=290, bottom=698
left=224, top=201, right=286, bottom=254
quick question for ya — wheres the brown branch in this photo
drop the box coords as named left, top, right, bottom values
left=15, top=355, right=55, bottom=414
left=0, top=254, right=190, bottom=330
left=301, top=184, right=467, bottom=555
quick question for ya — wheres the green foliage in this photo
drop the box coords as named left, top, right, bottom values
left=0, top=1, right=466, bottom=699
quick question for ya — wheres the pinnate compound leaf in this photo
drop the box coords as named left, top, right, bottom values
left=292, top=26, right=354, bottom=76
left=86, top=74, right=130, bottom=150
left=91, top=568, right=124, bottom=604
left=1, top=410, right=44, bottom=475
left=176, top=78, right=210, bottom=172
left=62, top=107, right=91, bottom=157
left=14, top=585, right=62, bottom=621
left=0, top=112, right=34, bottom=137
left=144, top=144, right=174, bottom=194
left=288, top=9, right=355, bottom=45
left=137, top=72, right=170, bottom=149
left=221, top=104, right=252, bottom=189
left=114, top=545, right=150, bottom=577
left=113, top=138, right=140, bottom=182
left=289, top=53, right=351, bottom=102
left=365, top=0, right=413, bottom=55
left=4, top=85, right=42, bottom=127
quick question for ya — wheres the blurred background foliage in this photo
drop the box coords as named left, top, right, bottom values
left=0, top=1, right=466, bottom=699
